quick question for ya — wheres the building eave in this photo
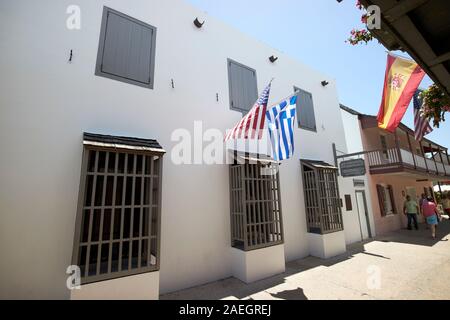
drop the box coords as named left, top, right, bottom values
left=360, top=0, right=450, bottom=98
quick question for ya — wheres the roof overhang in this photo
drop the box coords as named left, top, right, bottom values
left=83, top=132, right=166, bottom=154
left=360, top=0, right=450, bottom=98
left=301, top=159, right=338, bottom=170
left=358, top=114, right=448, bottom=151
left=229, top=150, right=279, bottom=165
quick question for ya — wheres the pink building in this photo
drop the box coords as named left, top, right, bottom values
left=341, top=105, right=450, bottom=236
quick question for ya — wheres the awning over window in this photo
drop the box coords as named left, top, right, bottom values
left=83, top=132, right=166, bottom=154
left=301, top=159, right=337, bottom=170
left=229, top=150, right=279, bottom=166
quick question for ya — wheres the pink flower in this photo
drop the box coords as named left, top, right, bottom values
left=361, top=14, right=368, bottom=24
left=356, top=1, right=363, bottom=10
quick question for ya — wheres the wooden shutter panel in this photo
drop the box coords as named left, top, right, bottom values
left=345, top=195, right=352, bottom=211
left=388, top=185, right=397, bottom=214
left=228, top=60, right=258, bottom=113
left=376, top=184, right=386, bottom=217
left=296, top=88, right=316, bottom=131
left=102, top=12, right=154, bottom=84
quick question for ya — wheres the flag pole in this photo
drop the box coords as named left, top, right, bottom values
left=269, top=92, right=298, bottom=108
left=385, top=50, right=415, bottom=62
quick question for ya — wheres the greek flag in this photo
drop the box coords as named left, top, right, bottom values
left=266, top=95, right=298, bottom=161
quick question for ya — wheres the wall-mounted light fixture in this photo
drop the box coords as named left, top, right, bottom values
left=194, top=18, right=205, bottom=28
left=321, top=80, right=329, bottom=87
left=269, top=55, right=278, bottom=63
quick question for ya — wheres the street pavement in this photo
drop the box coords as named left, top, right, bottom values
left=161, top=217, right=450, bottom=300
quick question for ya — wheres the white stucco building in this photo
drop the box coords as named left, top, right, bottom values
left=1, top=0, right=368, bottom=299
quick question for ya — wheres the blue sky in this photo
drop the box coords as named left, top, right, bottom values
left=186, top=0, right=449, bottom=147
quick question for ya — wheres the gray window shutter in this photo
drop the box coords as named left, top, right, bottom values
left=96, top=7, right=157, bottom=89
left=295, top=88, right=316, bottom=131
left=228, top=60, right=258, bottom=113
left=102, top=12, right=154, bottom=84
left=377, top=184, right=387, bottom=217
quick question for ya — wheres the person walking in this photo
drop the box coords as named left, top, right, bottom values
left=419, top=193, right=428, bottom=229
left=403, top=195, right=419, bottom=230
left=421, top=196, right=441, bottom=239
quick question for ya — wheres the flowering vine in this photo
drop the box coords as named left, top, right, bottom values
left=420, top=84, right=450, bottom=128
left=346, top=1, right=374, bottom=45
left=346, top=0, right=449, bottom=126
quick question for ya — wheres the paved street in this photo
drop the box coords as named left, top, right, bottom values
left=162, top=217, right=450, bottom=300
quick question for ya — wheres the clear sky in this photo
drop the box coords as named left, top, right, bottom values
left=186, top=0, right=449, bottom=148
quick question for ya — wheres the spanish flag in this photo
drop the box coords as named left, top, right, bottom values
left=377, top=54, right=426, bottom=132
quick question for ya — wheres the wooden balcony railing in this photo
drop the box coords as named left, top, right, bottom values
left=366, top=147, right=450, bottom=177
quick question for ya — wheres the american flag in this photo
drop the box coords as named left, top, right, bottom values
left=413, top=90, right=433, bottom=141
left=225, top=82, right=272, bottom=141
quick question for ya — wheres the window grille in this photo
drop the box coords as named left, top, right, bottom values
left=72, top=134, right=164, bottom=284
left=301, top=160, right=343, bottom=234
left=229, top=163, right=283, bottom=251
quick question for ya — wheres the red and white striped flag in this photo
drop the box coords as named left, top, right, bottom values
left=225, top=82, right=272, bottom=141
left=413, top=90, right=433, bottom=141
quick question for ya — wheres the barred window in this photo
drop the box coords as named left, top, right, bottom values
left=301, top=160, right=343, bottom=234
left=229, top=163, right=283, bottom=251
left=72, top=133, right=164, bottom=284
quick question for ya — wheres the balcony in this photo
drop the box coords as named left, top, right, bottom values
left=366, top=147, right=450, bottom=179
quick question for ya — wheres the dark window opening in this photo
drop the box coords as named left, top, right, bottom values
left=345, top=195, right=353, bottom=211
left=376, top=184, right=397, bottom=216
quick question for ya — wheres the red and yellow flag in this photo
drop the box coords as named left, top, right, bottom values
left=377, top=54, right=426, bottom=132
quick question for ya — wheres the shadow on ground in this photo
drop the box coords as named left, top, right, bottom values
left=376, top=216, right=450, bottom=247
left=161, top=218, right=450, bottom=300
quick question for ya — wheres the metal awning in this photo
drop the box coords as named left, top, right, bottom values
left=229, top=150, right=279, bottom=165
left=83, top=132, right=166, bottom=154
left=301, top=159, right=337, bottom=170
left=360, top=0, right=450, bottom=98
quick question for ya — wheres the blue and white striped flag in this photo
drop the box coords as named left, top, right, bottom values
left=266, top=95, right=298, bottom=161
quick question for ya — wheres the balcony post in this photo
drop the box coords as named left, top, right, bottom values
left=406, top=131, right=416, bottom=169
left=394, top=130, right=403, bottom=164
left=438, top=148, right=446, bottom=176
left=420, top=143, right=429, bottom=173
left=430, top=143, right=439, bottom=175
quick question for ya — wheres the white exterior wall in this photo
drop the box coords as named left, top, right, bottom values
left=0, top=0, right=354, bottom=299
left=307, top=231, right=346, bottom=259
left=230, top=245, right=286, bottom=284
left=71, top=272, right=159, bottom=300
left=340, top=109, right=377, bottom=243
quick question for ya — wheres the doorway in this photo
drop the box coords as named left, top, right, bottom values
left=355, top=190, right=372, bottom=240
left=406, top=187, right=417, bottom=201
